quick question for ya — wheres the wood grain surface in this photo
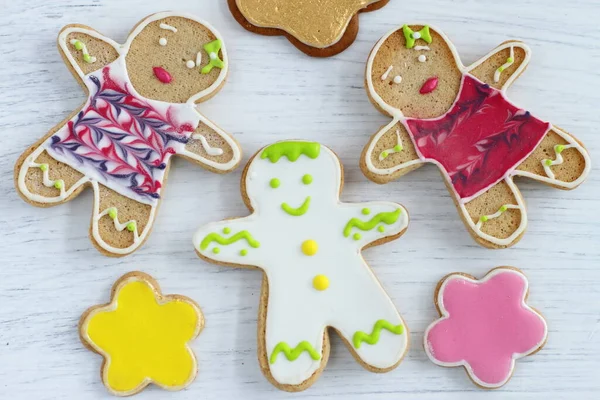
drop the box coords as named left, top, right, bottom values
left=0, top=0, right=598, bottom=399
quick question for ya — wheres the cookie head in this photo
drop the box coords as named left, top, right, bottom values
left=245, top=142, right=341, bottom=215
left=368, top=25, right=463, bottom=119
left=125, top=14, right=227, bottom=104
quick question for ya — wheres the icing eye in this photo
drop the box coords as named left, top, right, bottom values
left=418, top=54, right=427, bottom=63
left=302, top=174, right=313, bottom=185
left=159, top=37, right=167, bottom=46
left=393, top=75, right=402, bottom=84
left=270, top=178, right=280, bottom=189
left=186, top=60, right=195, bottom=69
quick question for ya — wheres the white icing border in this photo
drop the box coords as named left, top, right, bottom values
left=423, top=268, right=548, bottom=389
left=363, top=25, right=591, bottom=246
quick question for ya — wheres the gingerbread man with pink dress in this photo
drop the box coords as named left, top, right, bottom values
left=361, top=24, right=591, bottom=248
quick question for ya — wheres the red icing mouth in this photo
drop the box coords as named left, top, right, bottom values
left=153, top=67, right=172, bottom=84
left=420, top=77, right=439, bottom=94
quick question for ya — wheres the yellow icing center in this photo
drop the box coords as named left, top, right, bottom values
left=301, top=240, right=318, bottom=256
left=313, top=275, right=330, bottom=291
left=83, top=280, right=200, bottom=394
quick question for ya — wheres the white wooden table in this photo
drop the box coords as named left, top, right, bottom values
left=1, top=0, right=599, bottom=398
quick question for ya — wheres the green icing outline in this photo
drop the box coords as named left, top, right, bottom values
left=281, top=197, right=311, bottom=217
left=261, top=141, right=320, bottom=163
left=343, top=209, right=401, bottom=237
left=200, top=230, right=260, bottom=251
left=270, top=341, right=321, bottom=364
left=353, top=320, right=404, bottom=349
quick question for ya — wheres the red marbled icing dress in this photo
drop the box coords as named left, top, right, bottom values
left=405, top=75, right=550, bottom=201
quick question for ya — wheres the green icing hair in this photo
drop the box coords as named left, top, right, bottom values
left=261, top=141, right=321, bottom=163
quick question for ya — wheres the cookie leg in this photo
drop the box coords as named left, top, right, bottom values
left=361, top=120, right=424, bottom=184
left=16, top=147, right=90, bottom=206
left=514, top=127, right=591, bottom=189
left=459, top=179, right=527, bottom=248
left=90, top=183, right=156, bottom=257
left=331, top=265, right=408, bottom=371
left=258, top=276, right=328, bottom=390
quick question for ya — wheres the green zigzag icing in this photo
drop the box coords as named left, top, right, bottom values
left=343, top=209, right=401, bottom=237
left=261, top=141, right=320, bottom=163
left=270, top=341, right=321, bottom=364
left=200, top=230, right=260, bottom=250
left=353, top=320, right=404, bottom=349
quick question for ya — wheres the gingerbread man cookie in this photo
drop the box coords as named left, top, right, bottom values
left=15, top=12, right=242, bottom=256
left=193, top=141, right=409, bottom=391
left=228, top=0, right=390, bottom=57
left=361, top=24, right=591, bottom=248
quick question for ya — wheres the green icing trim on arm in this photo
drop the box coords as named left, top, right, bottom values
left=200, top=230, right=260, bottom=250
left=353, top=320, right=404, bottom=349
left=343, top=209, right=401, bottom=237
left=201, top=39, right=225, bottom=74
left=261, top=142, right=320, bottom=163
left=281, top=196, right=311, bottom=216
left=270, top=341, right=321, bottom=364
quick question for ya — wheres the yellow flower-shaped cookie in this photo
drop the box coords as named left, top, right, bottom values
left=79, top=272, right=203, bottom=396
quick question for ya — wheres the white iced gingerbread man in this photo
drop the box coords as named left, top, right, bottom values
left=193, top=141, right=409, bottom=390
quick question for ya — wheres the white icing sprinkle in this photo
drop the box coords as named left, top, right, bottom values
left=159, top=23, right=177, bottom=33
left=393, top=75, right=402, bottom=84
left=159, top=37, right=167, bottom=46
left=414, top=46, right=431, bottom=51
left=418, top=54, right=427, bottom=63
left=192, top=134, right=224, bottom=156
left=381, top=65, right=393, bottom=81
left=186, top=60, right=195, bottom=69
left=195, top=51, right=202, bottom=67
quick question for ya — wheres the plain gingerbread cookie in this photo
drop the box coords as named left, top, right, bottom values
left=228, top=0, right=390, bottom=57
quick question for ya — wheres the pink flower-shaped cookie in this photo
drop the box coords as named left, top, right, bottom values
left=424, top=268, right=547, bottom=388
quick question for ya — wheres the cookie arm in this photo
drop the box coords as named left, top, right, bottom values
left=58, top=25, right=121, bottom=83
left=467, top=41, right=530, bottom=91
left=361, top=120, right=424, bottom=184
left=513, top=126, right=591, bottom=189
left=177, top=112, right=242, bottom=174
left=192, top=216, right=265, bottom=268
left=339, top=202, right=409, bottom=250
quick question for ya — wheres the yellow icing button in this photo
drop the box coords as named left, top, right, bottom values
left=80, top=273, right=203, bottom=395
left=313, top=275, right=330, bottom=291
left=301, top=240, right=318, bottom=256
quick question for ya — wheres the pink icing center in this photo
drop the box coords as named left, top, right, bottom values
left=425, top=269, right=547, bottom=387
